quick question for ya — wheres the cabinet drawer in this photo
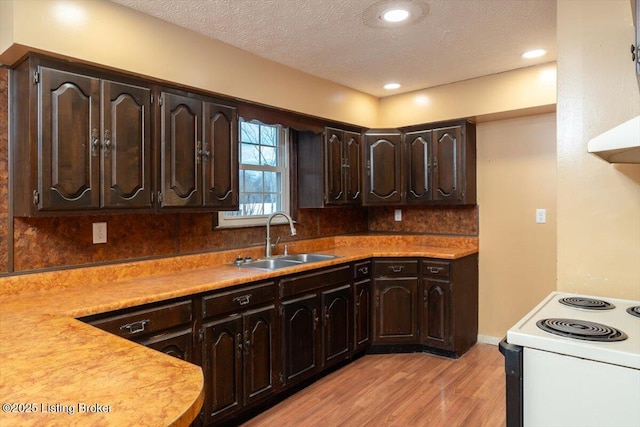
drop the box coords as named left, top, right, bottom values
left=202, top=281, right=275, bottom=318
left=87, top=300, right=192, bottom=339
left=422, top=260, right=450, bottom=279
left=354, top=261, right=371, bottom=279
left=373, top=260, right=418, bottom=278
left=280, top=265, right=351, bottom=299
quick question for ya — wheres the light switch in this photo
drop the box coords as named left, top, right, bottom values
left=394, top=209, right=402, bottom=222
left=535, top=209, right=547, bottom=224
left=93, top=222, right=107, bottom=244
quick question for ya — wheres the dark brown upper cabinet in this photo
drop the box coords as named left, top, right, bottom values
left=431, top=123, right=476, bottom=204
left=363, top=120, right=476, bottom=206
left=404, top=129, right=432, bottom=204
left=158, top=90, right=238, bottom=211
left=297, top=127, right=362, bottom=208
left=11, top=58, right=153, bottom=216
left=363, top=130, right=403, bottom=205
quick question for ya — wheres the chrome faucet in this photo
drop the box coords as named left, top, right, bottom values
left=265, top=211, right=297, bottom=258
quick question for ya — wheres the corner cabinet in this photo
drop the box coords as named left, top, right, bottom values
left=363, top=130, right=403, bottom=205
left=371, top=255, right=478, bottom=357
left=372, top=259, right=419, bottom=344
left=80, top=299, right=195, bottom=362
left=11, top=58, right=153, bottom=216
left=363, top=120, right=476, bottom=206
left=297, top=127, right=362, bottom=208
left=159, top=90, right=238, bottom=211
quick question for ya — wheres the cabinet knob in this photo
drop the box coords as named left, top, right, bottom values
left=632, top=44, right=638, bottom=62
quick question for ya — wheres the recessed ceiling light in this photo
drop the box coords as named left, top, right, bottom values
left=384, top=83, right=401, bottom=90
left=522, top=49, right=547, bottom=59
left=363, top=1, right=428, bottom=29
left=383, top=9, right=410, bottom=23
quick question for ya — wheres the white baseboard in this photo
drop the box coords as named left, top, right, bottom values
left=477, top=335, right=502, bottom=346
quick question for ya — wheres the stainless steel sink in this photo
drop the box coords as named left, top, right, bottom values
left=233, top=253, right=339, bottom=271
left=279, top=253, right=338, bottom=263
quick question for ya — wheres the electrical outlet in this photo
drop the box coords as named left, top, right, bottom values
left=394, top=209, right=402, bottom=222
left=535, top=209, right=547, bottom=224
left=93, top=222, right=107, bottom=244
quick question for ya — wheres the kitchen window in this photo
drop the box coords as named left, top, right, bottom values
left=218, top=119, right=290, bottom=228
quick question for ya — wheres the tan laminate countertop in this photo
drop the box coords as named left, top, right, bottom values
left=0, top=235, right=477, bottom=427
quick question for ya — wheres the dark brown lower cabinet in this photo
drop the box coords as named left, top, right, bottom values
left=280, top=265, right=354, bottom=388
left=373, top=278, right=419, bottom=344
left=139, top=329, right=193, bottom=361
left=202, top=305, right=276, bottom=425
left=321, top=284, right=352, bottom=367
left=421, top=280, right=453, bottom=349
left=354, top=278, right=371, bottom=352
left=420, top=255, right=479, bottom=356
left=80, top=257, right=477, bottom=427
left=202, top=315, right=243, bottom=422
left=281, top=293, right=319, bottom=385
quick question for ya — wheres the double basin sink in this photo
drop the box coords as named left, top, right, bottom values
left=234, top=253, right=339, bottom=270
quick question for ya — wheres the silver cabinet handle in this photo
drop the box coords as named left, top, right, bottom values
left=91, top=128, right=99, bottom=157
left=389, top=265, right=404, bottom=273
left=358, top=266, right=369, bottom=275
left=119, top=319, right=150, bottom=335
left=103, top=130, right=111, bottom=158
left=428, top=266, right=443, bottom=274
left=233, top=294, right=252, bottom=306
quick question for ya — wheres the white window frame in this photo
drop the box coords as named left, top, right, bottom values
left=217, top=119, right=291, bottom=228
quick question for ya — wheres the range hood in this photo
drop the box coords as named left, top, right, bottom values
left=587, top=115, right=640, bottom=163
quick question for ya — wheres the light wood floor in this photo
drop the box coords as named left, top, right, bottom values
left=242, top=344, right=506, bottom=427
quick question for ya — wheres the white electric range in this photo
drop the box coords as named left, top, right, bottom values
left=500, top=291, right=640, bottom=427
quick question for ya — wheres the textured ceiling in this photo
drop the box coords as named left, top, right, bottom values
left=109, top=0, right=557, bottom=97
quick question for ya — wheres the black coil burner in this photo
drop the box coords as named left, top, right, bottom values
left=627, top=306, right=640, bottom=319
left=558, top=297, right=615, bottom=310
left=536, top=318, right=628, bottom=342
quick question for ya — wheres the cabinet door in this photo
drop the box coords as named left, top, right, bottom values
left=373, top=278, right=418, bottom=344
left=344, top=131, right=362, bottom=204
left=422, top=280, right=453, bottom=350
left=281, top=293, right=319, bottom=385
left=101, top=80, right=152, bottom=209
left=202, top=315, right=243, bottom=424
left=138, top=329, right=193, bottom=362
left=364, top=132, right=403, bottom=205
left=243, top=305, right=277, bottom=407
left=160, top=92, right=202, bottom=207
left=38, top=67, right=100, bottom=210
left=203, top=101, right=238, bottom=209
left=324, top=128, right=344, bottom=204
left=405, top=129, right=432, bottom=204
left=354, top=279, right=371, bottom=352
left=432, top=125, right=463, bottom=203
left=321, top=284, right=352, bottom=367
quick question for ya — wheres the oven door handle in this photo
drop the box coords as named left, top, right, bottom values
left=499, top=337, right=523, bottom=427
